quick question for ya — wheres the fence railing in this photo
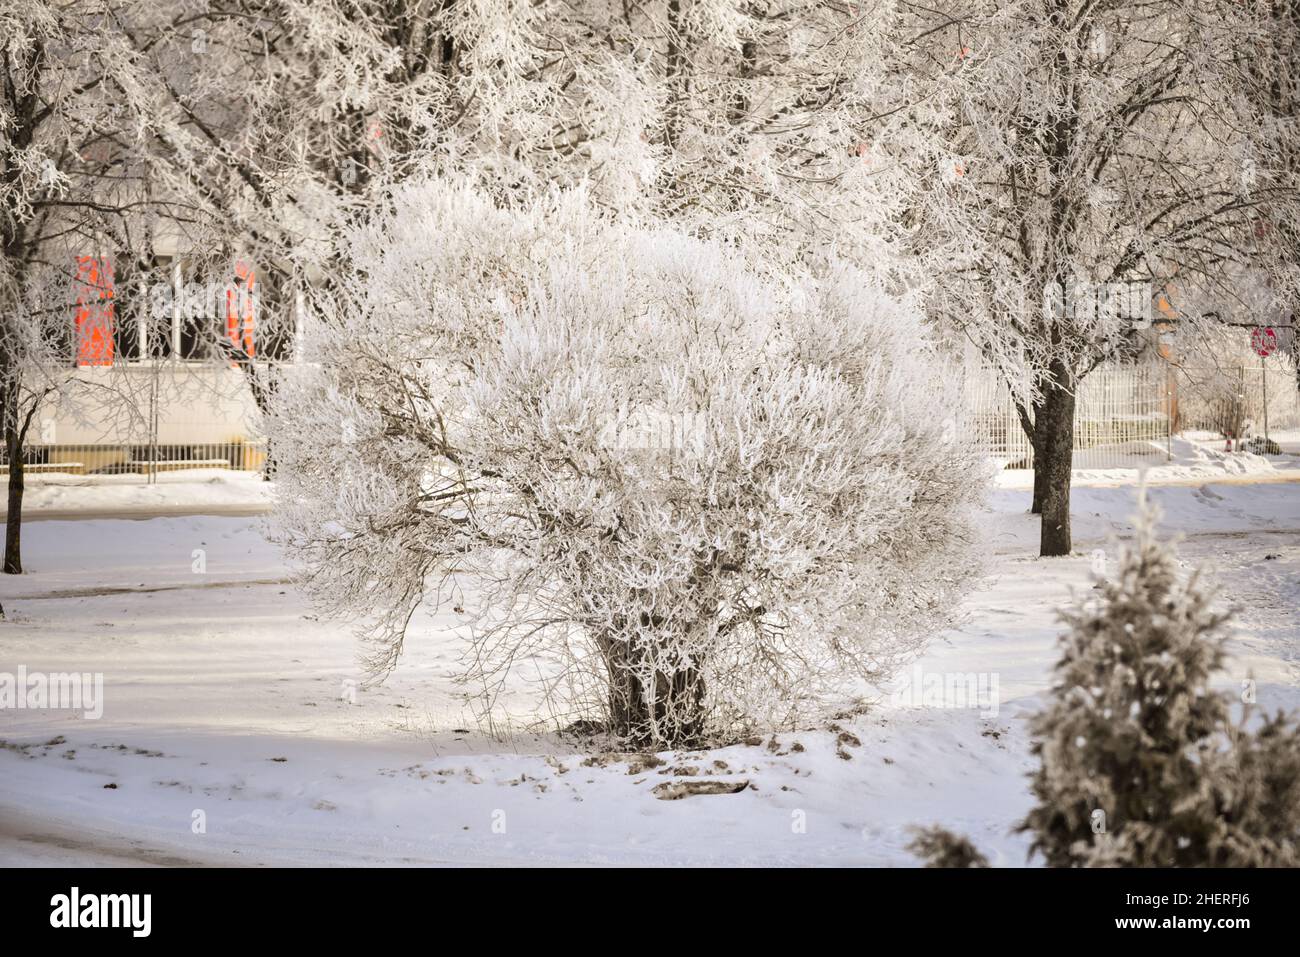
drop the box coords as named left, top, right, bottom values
left=966, top=356, right=1298, bottom=469
left=4, top=357, right=1296, bottom=484
left=1174, top=361, right=1300, bottom=438
left=1, top=363, right=267, bottom=483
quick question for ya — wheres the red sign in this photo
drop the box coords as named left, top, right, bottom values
left=225, top=261, right=256, bottom=359
left=1251, top=327, right=1277, bottom=358
left=74, top=256, right=114, bottom=366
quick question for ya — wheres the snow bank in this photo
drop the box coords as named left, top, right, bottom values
left=3, top=470, right=272, bottom=519
left=997, top=432, right=1300, bottom=489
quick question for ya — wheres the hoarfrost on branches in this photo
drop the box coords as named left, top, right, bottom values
left=270, top=179, right=987, bottom=747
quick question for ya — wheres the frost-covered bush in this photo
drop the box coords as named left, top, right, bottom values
left=269, top=179, right=986, bottom=747
left=1021, top=502, right=1300, bottom=866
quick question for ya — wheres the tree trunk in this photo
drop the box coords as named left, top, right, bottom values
left=236, top=264, right=294, bottom=481
left=600, top=623, right=707, bottom=748
left=1035, top=373, right=1075, bottom=557
left=1015, top=396, right=1048, bottom=514
left=239, top=362, right=279, bottom=479
left=1030, top=472, right=1045, bottom=514
left=4, top=418, right=24, bottom=574
left=607, top=664, right=706, bottom=748
left=1030, top=429, right=1047, bottom=514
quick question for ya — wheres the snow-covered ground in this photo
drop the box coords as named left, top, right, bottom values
left=4, top=469, right=272, bottom=520
left=996, top=430, right=1300, bottom=488
left=6, top=429, right=1297, bottom=523
left=0, top=480, right=1297, bottom=866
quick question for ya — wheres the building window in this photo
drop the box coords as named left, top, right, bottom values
left=73, top=255, right=259, bottom=365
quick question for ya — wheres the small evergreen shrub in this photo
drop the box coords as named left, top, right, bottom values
left=907, top=826, right=990, bottom=868
left=1020, top=500, right=1300, bottom=867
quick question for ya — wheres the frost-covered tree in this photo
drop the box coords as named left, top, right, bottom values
left=1227, top=0, right=1300, bottom=388
left=103, top=1, right=441, bottom=414
left=1020, top=500, right=1300, bottom=866
left=138, top=1, right=915, bottom=296
left=1, top=0, right=200, bottom=572
left=0, top=267, right=80, bottom=578
left=269, top=180, right=986, bottom=747
left=108, top=1, right=915, bottom=459
left=527, top=1, right=913, bottom=269
left=889, top=1, right=1298, bottom=556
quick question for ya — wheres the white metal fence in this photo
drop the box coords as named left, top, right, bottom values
left=1174, top=361, right=1300, bottom=439
left=4, top=357, right=1296, bottom=484
left=966, top=362, right=1174, bottom=469
left=1, top=364, right=267, bottom=482
left=967, top=356, right=1299, bottom=470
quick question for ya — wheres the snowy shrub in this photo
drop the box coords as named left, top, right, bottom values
left=907, top=826, right=990, bottom=868
left=1021, top=501, right=1300, bottom=866
left=269, top=179, right=986, bottom=748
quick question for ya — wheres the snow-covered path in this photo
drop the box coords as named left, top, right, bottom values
left=1, top=483, right=1296, bottom=866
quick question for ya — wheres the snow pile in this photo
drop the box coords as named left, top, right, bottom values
left=998, top=432, right=1300, bottom=489
left=7, top=470, right=272, bottom=518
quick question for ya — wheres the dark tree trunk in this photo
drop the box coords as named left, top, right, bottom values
left=1035, top=372, right=1075, bottom=557
left=1030, top=463, right=1046, bottom=515
left=4, top=418, right=24, bottom=575
left=1030, top=407, right=1047, bottom=514
left=607, top=663, right=706, bottom=748
left=239, top=362, right=279, bottom=480
left=1015, top=396, right=1048, bottom=514
left=232, top=264, right=292, bottom=480
left=600, top=623, right=707, bottom=748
